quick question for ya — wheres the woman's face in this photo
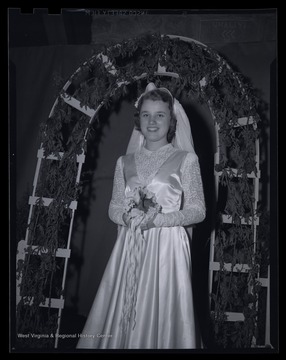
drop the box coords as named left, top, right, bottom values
left=139, top=99, right=171, bottom=149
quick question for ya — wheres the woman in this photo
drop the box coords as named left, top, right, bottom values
left=77, top=83, right=206, bottom=349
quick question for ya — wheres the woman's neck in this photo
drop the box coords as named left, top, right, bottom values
left=145, top=140, right=169, bottom=151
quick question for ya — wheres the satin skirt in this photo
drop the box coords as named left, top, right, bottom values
left=76, top=226, right=201, bottom=349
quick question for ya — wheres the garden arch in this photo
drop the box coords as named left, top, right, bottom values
left=16, top=34, right=269, bottom=349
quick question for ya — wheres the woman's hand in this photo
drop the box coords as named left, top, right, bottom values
left=140, top=214, right=157, bottom=231
left=123, top=211, right=157, bottom=230
left=123, top=209, right=144, bottom=227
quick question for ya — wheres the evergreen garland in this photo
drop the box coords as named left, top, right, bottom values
left=16, top=33, right=266, bottom=349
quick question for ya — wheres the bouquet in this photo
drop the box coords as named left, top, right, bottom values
left=124, top=186, right=162, bottom=229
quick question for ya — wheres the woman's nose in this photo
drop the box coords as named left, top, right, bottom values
left=149, top=115, right=156, bottom=124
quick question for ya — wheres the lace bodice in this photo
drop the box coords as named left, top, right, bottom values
left=108, top=144, right=206, bottom=227
left=134, top=144, right=176, bottom=185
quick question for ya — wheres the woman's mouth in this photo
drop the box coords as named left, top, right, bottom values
left=147, top=127, right=159, bottom=132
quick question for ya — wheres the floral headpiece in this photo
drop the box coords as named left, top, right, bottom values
left=134, top=82, right=174, bottom=108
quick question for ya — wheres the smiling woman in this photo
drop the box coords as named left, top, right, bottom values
left=76, top=82, right=206, bottom=349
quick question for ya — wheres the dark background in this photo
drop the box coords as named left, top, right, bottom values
left=9, top=8, right=277, bottom=349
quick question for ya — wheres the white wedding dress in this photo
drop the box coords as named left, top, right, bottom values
left=77, top=143, right=205, bottom=349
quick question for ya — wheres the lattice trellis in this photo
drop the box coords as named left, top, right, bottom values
left=208, top=117, right=270, bottom=347
left=15, top=34, right=270, bottom=349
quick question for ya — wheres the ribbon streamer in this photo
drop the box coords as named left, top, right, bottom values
left=120, top=214, right=146, bottom=334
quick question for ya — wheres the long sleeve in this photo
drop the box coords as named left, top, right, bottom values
left=153, top=152, right=206, bottom=227
left=108, top=157, right=126, bottom=226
